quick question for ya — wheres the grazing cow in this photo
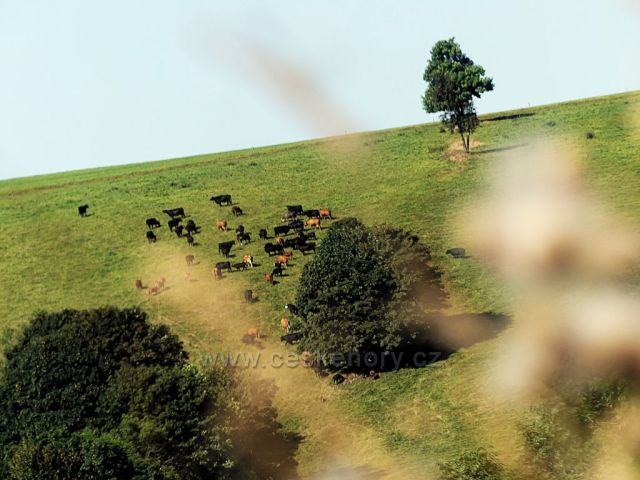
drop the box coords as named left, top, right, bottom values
left=306, top=218, right=322, bottom=229
left=298, top=231, right=316, bottom=241
left=211, top=194, right=233, bottom=207
left=216, top=220, right=228, bottom=231
left=274, top=225, right=291, bottom=237
left=213, top=266, right=223, bottom=280
left=246, top=327, right=260, bottom=339
left=146, top=217, right=161, bottom=229
left=275, top=236, right=285, bottom=246
left=185, top=220, right=198, bottom=235
left=264, top=273, right=274, bottom=285
left=242, top=255, right=254, bottom=268
left=284, top=238, right=301, bottom=250
left=220, top=245, right=232, bottom=257
left=302, top=209, right=320, bottom=219
left=332, top=374, right=346, bottom=385
left=289, top=219, right=304, bottom=231
left=215, top=261, right=232, bottom=272
left=299, top=243, right=316, bottom=255
left=237, top=232, right=251, bottom=245
left=272, top=264, right=284, bottom=277
left=280, top=318, right=290, bottom=332
left=168, top=218, right=182, bottom=231
left=287, top=205, right=304, bottom=215
left=259, top=228, right=268, bottom=240
left=275, top=255, right=289, bottom=268
left=235, top=224, right=245, bottom=234
left=281, top=211, right=297, bottom=222
left=78, top=205, right=89, bottom=217
left=280, top=332, right=303, bottom=345
left=446, top=248, right=466, bottom=259
left=175, top=225, right=184, bottom=238
left=284, top=304, right=299, bottom=316
left=231, top=206, right=243, bottom=216
left=185, top=254, right=195, bottom=266
left=244, top=289, right=254, bottom=303
left=148, top=286, right=159, bottom=296
left=233, top=261, right=247, bottom=271
left=146, top=231, right=157, bottom=243
left=218, top=240, right=236, bottom=255
left=319, top=208, right=333, bottom=219
left=156, top=277, right=166, bottom=290
left=135, top=279, right=143, bottom=289
left=162, top=208, right=185, bottom=218
left=264, top=243, right=283, bottom=256
left=186, top=234, right=194, bottom=247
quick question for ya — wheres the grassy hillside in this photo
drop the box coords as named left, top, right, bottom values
left=1, top=91, right=639, bottom=478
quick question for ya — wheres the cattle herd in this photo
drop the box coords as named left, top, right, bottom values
left=78, top=195, right=465, bottom=384
left=127, top=194, right=336, bottom=299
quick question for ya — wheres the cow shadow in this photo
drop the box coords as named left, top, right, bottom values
left=483, top=112, right=535, bottom=122
left=228, top=377, right=303, bottom=480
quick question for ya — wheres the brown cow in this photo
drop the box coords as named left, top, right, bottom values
left=135, top=279, right=143, bottom=289
left=280, top=318, right=290, bottom=332
left=306, top=218, right=322, bottom=229
left=148, top=286, right=158, bottom=296
left=216, top=220, right=228, bottom=231
left=242, top=255, right=254, bottom=268
left=246, top=327, right=260, bottom=339
left=275, top=255, right=289, bottom=268
left=275, top=236, right=285, bottom=246
left=264, top=273, right=274, bottom=285
left=319, top=208, right=333, bottom=219
left=213, top=267, right=223, bottom=280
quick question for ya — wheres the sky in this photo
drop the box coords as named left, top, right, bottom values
left=0, top=0, right=639, bottom=180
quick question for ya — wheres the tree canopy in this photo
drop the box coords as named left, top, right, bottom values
left=422, top=38, right=494, bottom=153
left=295, top=219, right=431, bottom=369
left=0, top=307, right=231, bottom=480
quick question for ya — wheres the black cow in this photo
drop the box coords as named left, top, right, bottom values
left=299, top=243, right=316, bottom=255
left=302, top=209, right=320, bottom=219
left=146, top=218, right=161, bottom=229
left=175, top=225, right=184, bottom=238
left=78, top=205, right=89, bottom=217
left=274, top=225, right=291, bottom=237
left=168, top=218, right=182, bottom=231
left=231, top=206, right=243, bottom=216
left=284, top=304, right=299, bottom=316
left=146, top=231, right=157, bottom=243
left=218, top=240, right=236, bottom=255
left=211, top=194, right=233, bottom=207
left=272, top=264, right=284, bottom=277
left=186, top=234, right=195, bottom=247
left=283, top=238, right=301, bottom=250
left=163, top=208, right=185, bottom=218
left=332, top=374, right=346, bottom=385
left=287, top=205, right=303, bottom=215
left=264, top=243, right=284, bottom=256
left=235, top=224, right=245, bottom=235
left=244, top=289, right=254, bottom=303
left=446, top=248, right=466, bottom=259
left=220, top=245, right=232, bottom=258
left=185, top=220, right=198, bottom=235
left=237, top=232, right=251, bottom=245
left=186, top=254, right=195, bottom=266
left=215, top=261, right=232, bottom=272
left=233, top=262, right=247, bottom=271
left=298, top=231, right=316, bottom=241
left=289, top=220, right=304, bottom=231
left=259, top=228, right=268, bottom=240
left=280, top=332, right=303, bottom=345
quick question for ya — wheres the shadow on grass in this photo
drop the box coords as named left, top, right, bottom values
left=472, top=143, right=529, bottom=155
left=483, top=112, right=535, bottom=122
left=229, top=377, right=304, bottom=480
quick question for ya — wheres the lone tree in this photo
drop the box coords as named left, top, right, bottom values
left=422, top=38, right=494, bottom=153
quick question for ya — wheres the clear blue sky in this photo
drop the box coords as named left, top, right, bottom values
left=1, top=0, right=639, bottom=180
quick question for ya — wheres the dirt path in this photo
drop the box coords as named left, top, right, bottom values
left=140, top=250, right=428, bottom=479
